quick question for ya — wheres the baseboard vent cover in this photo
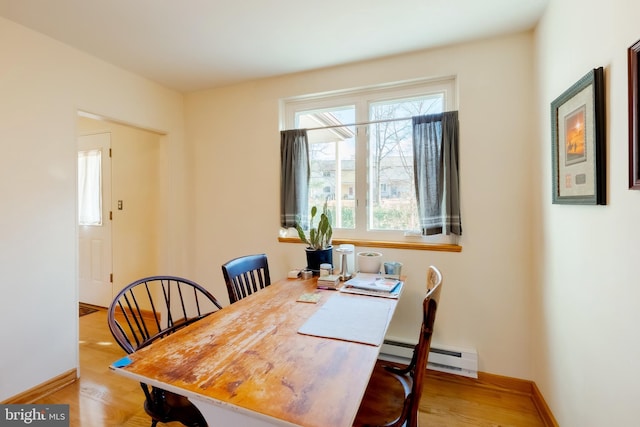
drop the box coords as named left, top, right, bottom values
left=380, top=339, right=478, bottom=379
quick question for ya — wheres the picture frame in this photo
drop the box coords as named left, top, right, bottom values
left=551, top=67, right=606, bottom=204
left=628, top=40, right=640, bottom=189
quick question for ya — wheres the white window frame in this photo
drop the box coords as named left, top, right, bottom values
left=281, top=77, right=458, bottom=243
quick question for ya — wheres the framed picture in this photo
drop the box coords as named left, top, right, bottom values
left=551, top=67, right=606, bottom=204
left=628, top=40, right=640, bottom=189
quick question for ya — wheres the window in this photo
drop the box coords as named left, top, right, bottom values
left=283, top=77, right=457, bottom=241
left=78, top=149, right=102, bottom=226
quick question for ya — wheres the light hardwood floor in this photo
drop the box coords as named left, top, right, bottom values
left=34, top=308, right=546, bottom=426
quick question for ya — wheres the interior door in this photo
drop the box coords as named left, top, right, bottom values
left=78, top=132, right=113, bottom=307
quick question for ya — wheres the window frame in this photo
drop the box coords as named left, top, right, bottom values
left=281, top=77, right=458, bottom=244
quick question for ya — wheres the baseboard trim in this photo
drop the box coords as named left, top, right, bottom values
left=1, top=369, right=77, bottom=404
left=426, top=369, right=558, bottom=427
left=531, top=381, right=559, bottom=427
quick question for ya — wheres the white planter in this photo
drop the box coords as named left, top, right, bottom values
left=357, top=252, right=383, bottom=273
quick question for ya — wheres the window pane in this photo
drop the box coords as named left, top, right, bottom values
left=78, top=149, right=102, bottom=226
left=368, top=95, right=443, bottom=231
left=297, top=107, right=356, bottom=229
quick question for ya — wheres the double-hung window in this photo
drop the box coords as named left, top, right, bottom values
left=282, top=77, right=458, bottom=243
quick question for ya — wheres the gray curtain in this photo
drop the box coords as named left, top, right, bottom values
left=412, top=111, right=462, bottom=236
left=280, top=129, right=310, bottom=228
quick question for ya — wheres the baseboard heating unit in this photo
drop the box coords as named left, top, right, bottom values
left=380, top=339, right=478, bottom=379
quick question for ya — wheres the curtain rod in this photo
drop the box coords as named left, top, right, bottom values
left=297, top=116, right=413, bottom=132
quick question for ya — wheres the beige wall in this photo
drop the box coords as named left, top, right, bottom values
left=0, top=17, right=186, bottom=401
left=186, top=32, right=536, bottom=378
left=77, top=117, right=163, bottom=291
left=534, top=0, right=640, bottom=425
left=10, top=3, right=639, bottom=421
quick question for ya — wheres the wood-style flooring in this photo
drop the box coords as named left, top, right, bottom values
left=34, top=308, right=546, bottom=426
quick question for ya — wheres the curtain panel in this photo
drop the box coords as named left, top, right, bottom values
left=78, top=149, right=103, bottom=226
left=412, top=111, right=462, bottom=236
left=280, top=129, right=310, bottom=228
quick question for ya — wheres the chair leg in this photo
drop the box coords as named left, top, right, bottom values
left=150, top=420, right=158, bottom=427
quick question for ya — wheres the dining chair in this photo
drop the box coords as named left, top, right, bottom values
left=221, top=253, right=271, bottom=304
left=353, top=265, right=443, bottom=427
left=107, top=275, right=223, bottom=427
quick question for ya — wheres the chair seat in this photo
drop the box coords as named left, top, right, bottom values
left=353, top=361, right=413, bottom=427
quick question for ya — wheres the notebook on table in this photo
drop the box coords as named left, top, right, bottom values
left=340, top=273, right=403, bottom=299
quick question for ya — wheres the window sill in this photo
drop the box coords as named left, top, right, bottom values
left=277, top=237, right=462, bottom=252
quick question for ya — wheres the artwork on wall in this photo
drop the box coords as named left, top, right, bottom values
left=551, top=67, right=606, bottom=205
left=628, top=40, right=640, bottom=189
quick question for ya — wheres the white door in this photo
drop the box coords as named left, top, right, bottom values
left=78, top=133, right=113, bottom=307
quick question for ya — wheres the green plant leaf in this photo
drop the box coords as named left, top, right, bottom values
left=295, top=200, right=333, bottom=250
left=295, top=223, right=309, bottom=246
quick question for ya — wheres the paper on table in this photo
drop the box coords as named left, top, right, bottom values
left=297, top=292, right=322, bottom=303
left=344, top=273, right=399, bottom=292
left=297, top=295, right=390, bottom=346
left=340, top=281, right=403, bottom=299
left=112, top=356, right=132, bottom=368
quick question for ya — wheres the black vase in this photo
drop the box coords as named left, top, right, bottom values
left=305, top=246, right=333, bottom=274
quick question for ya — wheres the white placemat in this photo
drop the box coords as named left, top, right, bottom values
left=297, top=295, right=390, bottom=346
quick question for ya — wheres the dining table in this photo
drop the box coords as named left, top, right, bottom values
left=109, top=275, right=401, bottom=427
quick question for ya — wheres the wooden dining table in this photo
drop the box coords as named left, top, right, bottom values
left=109, top=276, right=400, bottom=427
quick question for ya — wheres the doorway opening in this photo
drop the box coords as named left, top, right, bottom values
left=77, top=113, right=165, bottom=307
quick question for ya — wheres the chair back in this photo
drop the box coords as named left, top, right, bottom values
left=107, top=275, right=221, bottom=427
left=107, top=275, right=223, bottom=354
left=222, top=253, right=271, bottom=304
left=406, top=265, right=443, bottom=427
left=354, top=266, right=443, bottom=427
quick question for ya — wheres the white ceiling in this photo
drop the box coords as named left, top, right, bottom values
left=0, top=0, right=548, bottom=93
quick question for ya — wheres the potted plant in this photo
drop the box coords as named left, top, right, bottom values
left=295, top=201, right=333, bottom=273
